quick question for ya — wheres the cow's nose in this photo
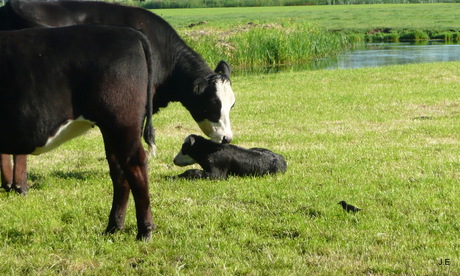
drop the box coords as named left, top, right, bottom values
left=222, top=136, right=232, bottom=144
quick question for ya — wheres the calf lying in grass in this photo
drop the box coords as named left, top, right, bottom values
left=173, top=134, right=287, bottom=179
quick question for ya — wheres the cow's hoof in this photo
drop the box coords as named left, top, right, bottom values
left=13, top=185, right=27, bottom=195
left=1, top=183, right=12, bottom=192
left=136, top=231, right=152, bottom=241
left=136, top=225, right=155, bottom=241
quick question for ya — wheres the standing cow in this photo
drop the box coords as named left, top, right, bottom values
left=0, top=25, right=155, bottom=240
left=0, top=0, right=236, bottom=194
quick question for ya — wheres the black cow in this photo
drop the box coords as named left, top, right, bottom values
left=173, top=135, right=287, bottom=179
left=0, top=25, right=155, bottom=240
left=0, top=0, right=235, bottom=194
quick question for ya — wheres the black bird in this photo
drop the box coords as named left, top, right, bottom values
left=338, top=201, right=361, bottom=213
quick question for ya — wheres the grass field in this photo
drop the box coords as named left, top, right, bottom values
left=156, top=4, right=460, bottom=31
left=138, top=0, right=459, bottom=9
left=1, top=61, right=459, bottom=275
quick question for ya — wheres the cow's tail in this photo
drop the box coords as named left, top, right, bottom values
left=139, top=30, right=156, bottom=157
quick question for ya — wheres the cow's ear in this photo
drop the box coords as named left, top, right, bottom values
left=215, top=60, right=231, bottom=77
left=193, top=78, right=207, bottom=95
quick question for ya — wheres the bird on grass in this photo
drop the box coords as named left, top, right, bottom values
left=338, top=201, right=361, bottom=213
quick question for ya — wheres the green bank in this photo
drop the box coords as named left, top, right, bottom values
left=154, top=4, right=460, bottom=68
left=1, top=62, right=459, bottom=275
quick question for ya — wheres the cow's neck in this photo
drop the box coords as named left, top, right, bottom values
left=152, top=46, right=212, bottom=114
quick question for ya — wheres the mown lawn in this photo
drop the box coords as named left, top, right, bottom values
left=1, top=62, right=459, bottom=275
left=155, top=3, right=460, bottom=31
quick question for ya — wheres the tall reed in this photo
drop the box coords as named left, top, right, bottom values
left=183, top=23, right=353, bottom=69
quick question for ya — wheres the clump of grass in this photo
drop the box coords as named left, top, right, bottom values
left=353, top=28, right=459, bottom=43
left=183, top=23, right=353, bottom=69
left=399, top=30, right=431, bottom=41
left=366, top=31, right=400, bottom=43
left=431, top=31, right=460, bottom=42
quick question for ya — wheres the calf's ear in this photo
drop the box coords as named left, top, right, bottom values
left=215, top=60, right=231, bottom=77
left=185, top=135, right=196, bottom=146
left=189, top=135, right=196, bottom=146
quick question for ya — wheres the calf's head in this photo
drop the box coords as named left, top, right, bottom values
left=173, top=135, right=200, bottom=166
left=188, top=61, right=235, bottom=144
left=173, top=134, right=221, bottom=166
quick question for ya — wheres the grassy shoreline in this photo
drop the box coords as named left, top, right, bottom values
left=155, top=4, right=460, bottom=68
left=1, top=62, right=459, bottom=274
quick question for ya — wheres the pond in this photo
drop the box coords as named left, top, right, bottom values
left=235, top=42, right=460, bottom=75
left=326, top=42, right=460, bottom=70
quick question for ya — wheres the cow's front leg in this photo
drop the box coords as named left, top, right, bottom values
left=104, top=154, right=131, bottom=234
left=0, top=154, right=13, bottom=191
left=12, top=155, right=28, bottom=195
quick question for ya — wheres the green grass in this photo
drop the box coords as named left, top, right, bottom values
left=155, top=4, right=460, bottom=31
left=135, top=0, right=460, bottom=9
left=1, top=62, right=459, bottom=274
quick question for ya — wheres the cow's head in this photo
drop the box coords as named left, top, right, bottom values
left=188, top=61, right=235, bottom=144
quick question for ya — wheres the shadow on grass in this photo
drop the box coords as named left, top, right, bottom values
left=1, top=227, right=36, bottom=245
left=28, top=170, right=105, bottom=191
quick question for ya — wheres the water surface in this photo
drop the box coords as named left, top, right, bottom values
left=326, top=42, right=460, bottom=70
left=235, top=42, right=460, bottom=75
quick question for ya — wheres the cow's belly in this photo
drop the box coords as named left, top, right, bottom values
left=32, top=116, right=95, bottom=155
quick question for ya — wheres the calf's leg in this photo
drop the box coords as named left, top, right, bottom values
left=177, top=169, right=209, bottom=179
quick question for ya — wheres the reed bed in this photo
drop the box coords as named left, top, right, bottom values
left=182, top=23, right=353, bottom=69
left=363, top=29, right=460, bottom=43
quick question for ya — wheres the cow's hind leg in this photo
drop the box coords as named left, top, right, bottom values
left=104, top=154, right=131, bottom=234
left=12, top=155, right=28, bottom=195
left=102, top=130, right=154, bottom=241
left=0, top=154, right=13, bottom=191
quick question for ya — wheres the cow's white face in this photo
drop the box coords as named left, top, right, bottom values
left=188, top=61, right=235, bottom=144
left=197, top=79, right=235, bottom=144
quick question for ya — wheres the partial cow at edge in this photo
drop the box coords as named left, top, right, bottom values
left=0, top=25, right=155, bottom=240
left=0, top=0, right=236, bottom=195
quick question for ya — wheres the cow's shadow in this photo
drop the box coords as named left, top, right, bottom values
left=27, top=170, right=105, bottom=190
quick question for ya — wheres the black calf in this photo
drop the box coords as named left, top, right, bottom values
left=173, top=135, right=287, bottom=179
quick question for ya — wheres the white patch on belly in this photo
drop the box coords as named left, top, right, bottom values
left=32, top=116, right=95, bottom=155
